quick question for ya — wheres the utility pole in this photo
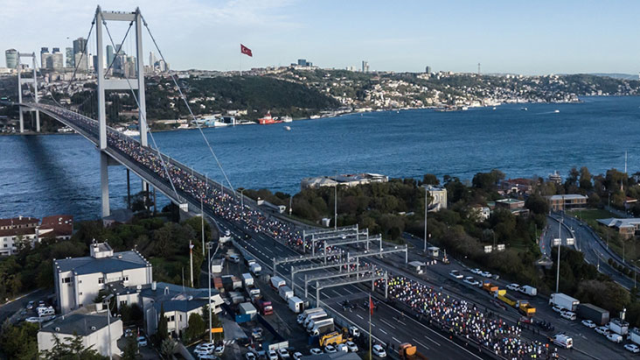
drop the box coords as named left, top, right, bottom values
left=334, top=184, right=338, bottom=230
left=207, top=242, right=213, bottom=344
left=424, top=187, right=428, bottom=253
left=189, top=241, right=194, bottom=288
left=201, top=196, right=205, bottom=256
left=556, top=218, right=562, bottom=293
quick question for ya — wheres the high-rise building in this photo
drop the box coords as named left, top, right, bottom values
left=425, top=66, right=431, bottom=74
left=65, top=47, right=73, bottom=67
left=5, top=49, right=18, bottom=69
left=149, top=51, right=156, bottom=69
left=362, top=61, right=369, bottom=73
left=74, top=52, right=88, bottom=72
left=51, top=48, right=63, bottom=70
left=40, top=47, right=51, bottom=69
left=73, top=38, right=87, bottom=59
left=106, top=45, right=114, bottom=67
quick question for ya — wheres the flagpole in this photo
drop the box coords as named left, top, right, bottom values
left=369, top=293, right=372, bottom=360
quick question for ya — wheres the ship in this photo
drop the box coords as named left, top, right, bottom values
left=123, top=129, right=140, bottom=137
left=281, top=116, right=293, bottom=123
left=257, top=111, right=282, bottom=125
left=284, top=126, right=291, bottom=131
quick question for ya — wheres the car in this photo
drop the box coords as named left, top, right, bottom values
left=560, top=310, right=576, bottom=321
left=137, top=336, right=148, bottom=347
left=214, top=344, right=225, bottom=356
left=470, top=268, right=481, bottom=275
left=25, top=317, right=44, bottom=323
left=195, top=343, right=215, bottom=355
left=197, top=355, right=217, bottom=360
left=309, top=348, right=323, bottom=355
left=506, top=283, right=520, bottom=291
left=362, top=300, right=378, bottom=311
left=340, top=300, right=356, bottom=311
left=480, top=271, right=492, bottom=278
left=268, top=349, right=278, bottom=360
left=124, top=328, right=134, bottom=337
left=450, top=270, right=463, bottom=279
left=625, top=344, right=640, bottom=353
left=26, top=301, right=35, bottom=310
left=277, top=348, right=290, bottom=359
left=581, top=319, right=596, bottom=328
left=551, top=305, right=563, bottom=313
left=324, top=345, right=337, bottom=353
left=229, top=254, right=241, bottom=263
left=346, top=341, right=359, bottom=352
left=607, top=333, right=623, bottom=343
left=595, top=326, right=610, bottom=336
left=292, top=352, right=303, bottom=360
left=372, top=344, right=387, bottom=358
left=463, top=276, right=479, bottom=286
left=245, top=352, right=257, bottom=360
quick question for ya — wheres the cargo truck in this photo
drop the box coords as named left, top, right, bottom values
left=298, top=308, right=324, bottom=325
left=245, top=285, right=260, bottom=299
left=254, top=298, right=273, bottom=316
left=609, top=318, right=629, bottom=336
left=288, top=296, right=303, bottom=313
left=518, top=301, right=536, bottom=317
left=270, top=276, right=286, bottom=290
left=482, top=280, right=499, bottom=293
left=549, top=293, right=579, bottom=311
left=242, top=273, right=254, bottom=287
left=398, top=343, right=429, bottom=360
left=307, top=317, right=332, bottom=332
left=496, top=290, right=517, bottom=307
left=250, top=262, right=262, bottom=276
left=577, top=303, right=610, bottom=326
left=629, top=327, right=640, bottom=346
left=309, top=319, right=335, bottom=336
left=213, top=277, right=223, bottom=290
left=279, top=286, right=294, bottom=301
left=304, top=311, right=327, bottom=327
left=319, top=331, right=345, bottom=347
left=245, top=256, right=256, bottom=266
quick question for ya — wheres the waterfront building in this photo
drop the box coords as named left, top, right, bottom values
left=53, top=242, right=152, bottom=314
left=545, top=194, right=588, bottom=211
left=5, top=49, right=18, bottom=69
left=424, top=185, right=448, bottom=211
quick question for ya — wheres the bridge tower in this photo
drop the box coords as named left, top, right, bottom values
left=16, top=52, right=40, bottom=133
left=94, top=6, right=149, bottom=217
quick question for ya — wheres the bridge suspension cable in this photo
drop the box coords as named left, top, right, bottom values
left=101, top=18, right=181, bottom=202
left=141, top=14, right=237, bottom=196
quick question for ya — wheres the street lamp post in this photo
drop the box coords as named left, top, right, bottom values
left=240, top=189, right=246, bottom=209
left=103, top=294, right=114, bottom=360
left=206, top=242, right=213, bottom=344
left=555, top=218, right=563, bottom=294
left=424, top=188, right=428, bottom=254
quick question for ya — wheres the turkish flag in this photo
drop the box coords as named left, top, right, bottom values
left=369, top=294, right=374, bottom=316
left=241, top=44, right=252, bottom=57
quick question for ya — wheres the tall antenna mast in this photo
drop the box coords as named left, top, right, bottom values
left=478, top=63, right=481, bottom=76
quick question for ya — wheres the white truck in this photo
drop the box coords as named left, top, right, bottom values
left=250, top=262, right=262, bottom=276
left=308, top=318, right=335, bottom=336
left=609, top=318, right=630, bottom=336
left=549, top=293, right=579, bottom=311
left=551, top=334, right=573, bottom=349
left=242, top=273, right=254, bottom=287
left=270, top=276, right=286, bottom=290
left=518, top=285, right=537, bottom=297
left=629, top=327, right=640, bottom=346
left=297, top=308, right=324, bottom=325
left=288, top=296, right=303, bottom=313
left=304, top=311, right=327, bottom=328
left=279, top=286, right=294, bottom=301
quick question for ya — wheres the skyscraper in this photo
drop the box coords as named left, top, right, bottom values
left=51, top=48, right=63, bottom=70
left=106, top=45, right=114, bottom=67
left=5, top=49, right=18, bottom=69
left=74, top=52, right=88, bottom=72
left=73, top=38, right=87, bottom=59
left=362, top=61, right=369, bottom=73
left=65, top=47, right=73, bottom=67
left=425, top=66, right=431, bottom=74
left=41, top=47, right=51, bottom=69
left=149, top=51, right=156, bottom=69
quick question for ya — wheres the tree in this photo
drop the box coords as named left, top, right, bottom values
left=160, top=339, right=177, bottom=360
left=40, top=333, right=107, bottom=360
left=185, top=313, right=206, bottom=343
left=525, top=193, right=549, bottom=215
left=579, top=167, right=593, bottom=192
left=155, top=303, right=169, bottom=346
left=422, top=174, right=440, bottom=186
left=0, top=321, right=39, bottom=360
left=122, top=336, right=139, bottom=360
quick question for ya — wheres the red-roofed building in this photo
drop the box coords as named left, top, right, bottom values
left=501, top=178, right=533, bottom=196
left=0, top=216, right=39, bottom=230
left=40, top=215, right=74, bottom=240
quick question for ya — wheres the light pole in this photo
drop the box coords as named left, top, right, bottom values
left=103, top=294, right=114, bottom=360
left=206, top=241, right=213, bottom=344
left=240, top=188, right=246, bottom=209
left=334, top=184, right=338, bottom=230
left=423, top=188, right=428, bottom=254
left=201, top=196, right=205, bottom=256
left=555, top=217, right=563, bottom=294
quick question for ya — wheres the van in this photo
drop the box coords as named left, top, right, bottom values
left=229, top=254, right=241, bottom=264
left=552, top=334, right=573, bottom=349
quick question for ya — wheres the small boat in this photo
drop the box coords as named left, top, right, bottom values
left=492, top=107, right=496, bottom=110
left=284, top=126, right=291, bottom=131
left=281, top=116, right=293, bottom=123
left=521, top=107, right=528, bottom=111
left=554, top=110, right=560, bottom=113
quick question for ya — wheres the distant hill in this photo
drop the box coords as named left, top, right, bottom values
left=589, top=73, right=638, bottom=80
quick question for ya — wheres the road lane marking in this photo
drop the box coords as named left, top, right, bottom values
left=392, top=337, right=401, bottom=343
left=380, top=319, right=396, bottom=329
left=380, top=329, right=388, bottom=335
left=412, top=338, right=430, bottom=350
left=424, top=335, right=441, bottom=346
left=356, top=314, right=364, bottom=320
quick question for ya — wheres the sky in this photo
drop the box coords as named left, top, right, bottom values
left=1, top=0, right=640, bottom=75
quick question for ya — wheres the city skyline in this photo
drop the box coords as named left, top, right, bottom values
left=1, top=0, right=640, bottom=75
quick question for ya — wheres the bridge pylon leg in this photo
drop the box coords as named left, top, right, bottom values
left=100, top=151, right=110, bottom=217
left=19, top=110, right=24, bottom=133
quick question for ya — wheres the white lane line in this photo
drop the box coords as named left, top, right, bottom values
left=331, top=289, right=341, bottom=297
left=380, top=319, right=396, bottom=329
left=392, top=337, right=401, bottom=343
left=344, top=288, right=354, bottom=295
left=412, top=338, right=430, bottom=350
left=397, top=320, right=407, bottom=325
left=356, top=314, right=364, bottom=320
left=380, top=329, right=388, bottom=335
left=424, top=334, right=442, bottom=346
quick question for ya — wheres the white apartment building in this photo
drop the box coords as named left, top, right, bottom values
left=54, top=242, right=152, bottom=314
left=425, top=185, right=448, bottom=211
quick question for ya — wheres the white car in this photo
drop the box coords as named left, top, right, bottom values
left=346, top=341, right=359, bottom=352
left=245, top=352, right=257, bottom=360
left=625, top=344, right=640, bottom=353
left=595, top=326, right=610, bottom=336
left=268, top=349, right=278, bottom=360
left=215, top=344, right=225, bottom=356
left=480, top=271, right=492, bottom=278
left=372, top=344, right=387, bottom=358
left=463, top=277, right=479, bottom=286
left=581, top=319, right=596, bottom=328
left=470, top=268, right=481, bottom=275
left=560, top=311, right=576, bottom=321
left=124, top=329, right=134, bottom=337
left=551, top=305, right=563, bottom=313
left=195, top=343, right=214, bottom=355
left=450, top=270, right=463, bottom=279
left=506, top=283, right=520, bottom=291
left=292, top=352, right=303, bottom=360
left=324, top=345, right=337, bottom=353
left=607, top=333, right=623, bottom=343
left=137, top=336, right=148, bottom=347
left=277, top=348, right=290, bottom=359
left=310, top=348, right=323, bottom=355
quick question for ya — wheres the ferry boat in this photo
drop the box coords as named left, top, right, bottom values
left=257, top=111, right=282, bottom=125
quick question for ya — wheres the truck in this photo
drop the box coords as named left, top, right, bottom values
left=211, top=258, right=225, bottom=273
left=242, top=273, right=254, bottom=287
left=307, top=316, right=332, bottom=332
left=298, top=308, right=324, bottom=325
left=288, top=296, right=303, bottom=313
left=482, top=280, right=499, bottom=293
left=609, top=318, right=630, bottom=336
left=254, top=298, right=273, bottom=316
left=228, top=291, right=245, bottom=305
left=304, top=311, right=327, bottom=328
left=398, top=343, right=429, bottom=360
left=213, top=277, right=223, bottom=290
left=279, top=286, right=294, bottom=301
left=245, top=256, right=256, bottom=266
left=629, top=327, right=640, bottom=346
left=250, top=262, right=262, bottom=276
left=576, top=303, right=610, bottom=326
left=308, top=319, right=335, bottom=336
left=518, top=301, right=536, bottom=317
left=549, top=293, right=579, bottom=312
left=221, top=275, right=242, bottom=291
left=245, top=285, right=261, bottom=299
left=551, top=334, right=573, bottom=349
left=496, top=290, right=517, bottom=307
left=270, top=276, right=286, bottom=290
left=239, top=302, right=257, bottom=319
left=319, top=331, right=345, bottom=347
left=518, top=285, right=537, bottom=297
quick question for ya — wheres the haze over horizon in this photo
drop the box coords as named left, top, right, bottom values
left=2, top=0, right=640, bottom=76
